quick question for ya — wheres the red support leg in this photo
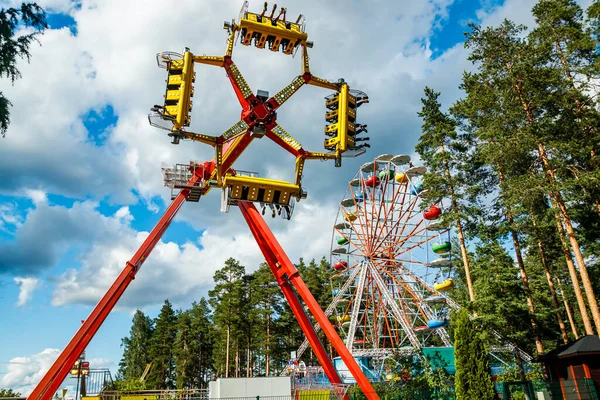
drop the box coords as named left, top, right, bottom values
left=239, top=202, right=379, bottom=400
left=28, top=177, right=199, bottom=400
left=240, top=206, right=343, bottom=385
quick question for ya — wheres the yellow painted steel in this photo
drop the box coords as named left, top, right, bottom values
left=294, top=156, right=305, bottom=186
left=225, top=28, right=235, bottom=57
left=305, top=151, right=338, bottom=160
left=238, top=12, right=308, bottom=54
left=308, top=75, right=339, bottom=90
left=224, top=175, right=301, bottom=205
left=181, top=131, right=218, bottom=146
left=302, top=45, right=310, bottom=74
left=273, top=76, right=306, bottom=106
left=163, top=51, right=195, bottom=130
left=194, top=55, right=224, bottom=67
left=227, top=62, right=253, bottom=99
left=324, top=84, right=356, bottom=154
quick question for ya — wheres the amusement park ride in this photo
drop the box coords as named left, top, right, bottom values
left=28, top=3, right=530, bottom=399
left=28, top=2, right=377, bottom=399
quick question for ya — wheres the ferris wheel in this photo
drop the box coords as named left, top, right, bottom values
left=323, top=153, right=458, bottom=378
left=288, top=153, right=532, bottom=380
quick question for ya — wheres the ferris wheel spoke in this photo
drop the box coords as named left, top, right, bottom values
left=346, top=264, right=368, bottom=350
left=366, top=262, right=421, bottom=348
left=377, top=177, right=407, bottom=248
left=295, top=265, right=363, bottom=360
left=371, top=193, right=421, bottom=256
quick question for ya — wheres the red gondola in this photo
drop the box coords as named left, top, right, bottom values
left=334, top=261, right=348, bottom=271
left=365, top=175, right=380, bottom=188
left=423, top=205, right=442, bottom=220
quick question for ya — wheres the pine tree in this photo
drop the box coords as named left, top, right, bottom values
left=454, top=308, right=495, bottom=400
left=0, top=3, right=47, bottom=137
left=209, top=258, right=246, bottom=377
left=249, top=263, right=283, bottom=375
left=174, top=310, right=194, bottom=388
left=416, top=87, right=477, bottom=303
left=117, top=309, right=153, bottom=381
left=188, top=298, right=214, bottom=387
left=147, top=300, right=177, bottom=389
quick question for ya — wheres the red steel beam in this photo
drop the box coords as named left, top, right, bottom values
left=238, top=202, right=380, bottom=400
left=240, top=203, right=342, bottom=385
left=28, top=176, right=199, bottom=400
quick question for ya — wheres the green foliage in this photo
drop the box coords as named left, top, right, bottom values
left=147, top=300, right=177, bottom=389
left=118, top=309, right=153, bottom=381
left=0, top=388, right=21, bottom=397
left=0, top=3, right=47, bottom=137
left=105, top=379, right=147, bottom=391
left=454, top=309, right=495, bottom=400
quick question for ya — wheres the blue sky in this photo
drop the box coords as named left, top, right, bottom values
left=0, top=0, right=555, bottom=394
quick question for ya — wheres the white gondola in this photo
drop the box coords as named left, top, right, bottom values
left=360, top=161, right=376, bottom=173
left=332, top=246, right=348, bottom=254
left=341, top=198, right=355, bottom=208
left=406, top=166, right=427, bottom=177
left=375, top=154, right=393, bottom=162
left=335, top=222, right=352, bottom=230
left=426, top=221, right=445, bottom=231
left=391, top=154, right=411, bottom=165
left=424, top=295, right=446, bottom=304
left=350, top=178, right=361, bottom=187
left=430, top=257, right=452, bottom=267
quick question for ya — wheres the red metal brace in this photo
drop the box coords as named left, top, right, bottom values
left=238, top=202, right=380, bottom=400
left=240, top=204, right=344, bottom=387
left=27, top=175, right=201, bottom=400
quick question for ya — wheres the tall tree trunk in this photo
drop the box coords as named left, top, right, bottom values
left=513, top=76, right=600, bottom=334
left=441, top=146, right=475, bottom=302
left=530, top=211, right=569, bottom=344
left=225, top=325, right=230, bottom=378
left=266, top=298, right=271, bottom=376
left=556, top=275, right=579, bottom=340
left=551, top=206, right=594, bottom=335
left=498, top=169, right=543, bottom=353
left=235, top=342, right=239, bottom=378
left=246, top=344, right=251, bottom=377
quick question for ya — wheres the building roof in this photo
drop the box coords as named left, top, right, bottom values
left=537, top=335, right=600, bottom=361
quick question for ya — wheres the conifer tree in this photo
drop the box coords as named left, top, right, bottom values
left=189, top=298, right=214, bottom=387
left=0, top=3, right=47, bottom=137
left=209, top=258, right=246, bottom=377
left=454, top=308, right=495, bottom=400
left=416, top=87, right=476, bottom=303
left=147, top=300, right=177, bottom=389
left=118, top=310, right=153, bottom=381
left=174, top=310, right=194, bottom=388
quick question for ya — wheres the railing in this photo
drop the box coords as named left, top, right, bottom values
left=100, top=389, right=208, bottom=400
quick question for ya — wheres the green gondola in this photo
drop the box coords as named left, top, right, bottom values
left=432, top=241, right=451, bottom=254
left=336, top=236, right=349, bottom=245
left=378, top=169, right=395, bottom=180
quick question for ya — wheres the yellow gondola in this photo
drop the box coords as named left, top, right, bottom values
left=344, top=212, right=357, bottom=222
left=434, top=279, right=454, bottom=292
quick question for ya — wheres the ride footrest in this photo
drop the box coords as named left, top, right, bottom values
left=188, top=186, right=203, bottom=202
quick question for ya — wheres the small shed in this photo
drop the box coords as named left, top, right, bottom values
left=537, top=335, right=600, bottom=399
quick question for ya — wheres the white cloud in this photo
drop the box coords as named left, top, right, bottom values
left=50, top=199, right=338, bottom=308
left=24, top=189, right=48, bottom=205
left=14, top=277, right=39, bottom=306
left=0, top=348, right=63, bottom=396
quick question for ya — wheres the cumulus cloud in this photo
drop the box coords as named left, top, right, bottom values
left=14, top=277, right=39, bottom=306
left=0, top=349, right=63, bottom=396
left=51, top=199, right=338, bottom=308
left=0, top=201, right=135, bottom=274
